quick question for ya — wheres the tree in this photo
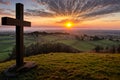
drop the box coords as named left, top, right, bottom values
left=117, top=45, right=120, bottom=53
left=110, top=45, right=116, bottom=53
left=92, top=36, right=101, bottom=41
left=94, top=45, right=103, bottom=53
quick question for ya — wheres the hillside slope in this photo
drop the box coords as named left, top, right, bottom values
left=1, top=32, right=120, bottom=61
left=0, top=53, right=120, bottom=80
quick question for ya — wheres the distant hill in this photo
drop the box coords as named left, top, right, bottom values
left=0, top=31, right=120, bottom=62
left=0, top=53, right=120, bottom=80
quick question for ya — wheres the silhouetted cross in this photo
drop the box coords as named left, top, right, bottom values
left=2, top=3, right=31, bottom=68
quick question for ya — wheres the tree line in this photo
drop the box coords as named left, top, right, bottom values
left=9, top=42, right=81, bottom=60
left=94, top=45, right=120, bottom=53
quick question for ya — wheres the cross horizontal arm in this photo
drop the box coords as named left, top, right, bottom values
left=2, top=17, right=31, bottom=27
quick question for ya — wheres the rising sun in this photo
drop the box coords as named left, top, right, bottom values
left=65, top=21, right=74, bottom=29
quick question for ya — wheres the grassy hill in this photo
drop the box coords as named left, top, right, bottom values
left=0, top=53, right=120, bottom=80
left=0, top=32, right=120, bottom=61
left=0, top=35, right=34, bottom=61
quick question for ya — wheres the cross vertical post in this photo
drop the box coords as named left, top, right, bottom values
left=1, top=3, right=37, bottom=76
left=16, top=3, right=24, bottom=67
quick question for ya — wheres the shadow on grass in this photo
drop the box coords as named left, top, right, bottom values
left=0, top=67, right=38, bottom=80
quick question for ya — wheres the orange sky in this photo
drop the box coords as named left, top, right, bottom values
left=0, top=0, right=120, bottom=30
left=24, top=13, right=120, bottom=30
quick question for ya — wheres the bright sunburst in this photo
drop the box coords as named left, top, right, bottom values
left=65, top=22, right=74, bottom=29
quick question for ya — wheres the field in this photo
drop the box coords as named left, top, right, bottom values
left=0, top=34, right=35, bottom=61
left=0, top=31, right=120, bottom=61
left=0, top=30, right=120, bottom=80
left=0, top=53, right=120, bottom=80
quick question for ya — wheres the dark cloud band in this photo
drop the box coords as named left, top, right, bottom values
left=0, top=0, right=10, bottom=5
left=25, top=9, right=54, bottom=17
left=0, top=8, right=13, bottom=16
left=28, top=0, right=120, bottom=22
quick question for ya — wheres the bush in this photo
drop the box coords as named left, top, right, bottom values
left=10, top=43, right=81, bottom=59
left=94, top=45, right=104, bottom=53
left=93, top=45, right=120, bottom=53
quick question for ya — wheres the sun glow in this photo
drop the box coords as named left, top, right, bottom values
left=65, top=21, right=74, bottom=29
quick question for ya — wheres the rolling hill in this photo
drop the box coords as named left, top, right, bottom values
left=0, top=31, right=120, bottom=62
left=0, top=53, right=120, bottom=80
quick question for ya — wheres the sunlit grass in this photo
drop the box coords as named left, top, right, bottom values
left=0, top=53, right=120, bottom=80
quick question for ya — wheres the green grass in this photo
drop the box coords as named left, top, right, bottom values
left=0, top=53, right=120, bottom=80
left=58, top=40, right=95, bottom=51
left=0, top=34, right=120, bottom=61
left=0, top=35, right=35, bottom=61
left=0, top=52, right=9, bottom=61
left=58, top=39, right=120, bottom=51
left=88, top=40, right=119, bottom=47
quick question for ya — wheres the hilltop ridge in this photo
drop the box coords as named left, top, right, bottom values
left=0, top=53, right=120, bottom=80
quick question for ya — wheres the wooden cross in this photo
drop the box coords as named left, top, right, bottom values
left=2, top=3, right=31, bottom=68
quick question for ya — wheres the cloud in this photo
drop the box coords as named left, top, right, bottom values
left=83, top=3, right=120, bottom=18
left=103, top=20, right=120, bottom=22
left=0, top=8, right=14, bottom=16
left=56, top=19, right=81, bottom=24
left=0, top=0, right=10, bottom=5
left=25, top=9, right=54, bottom=17
left=30, top=0, right=120, bottom=22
